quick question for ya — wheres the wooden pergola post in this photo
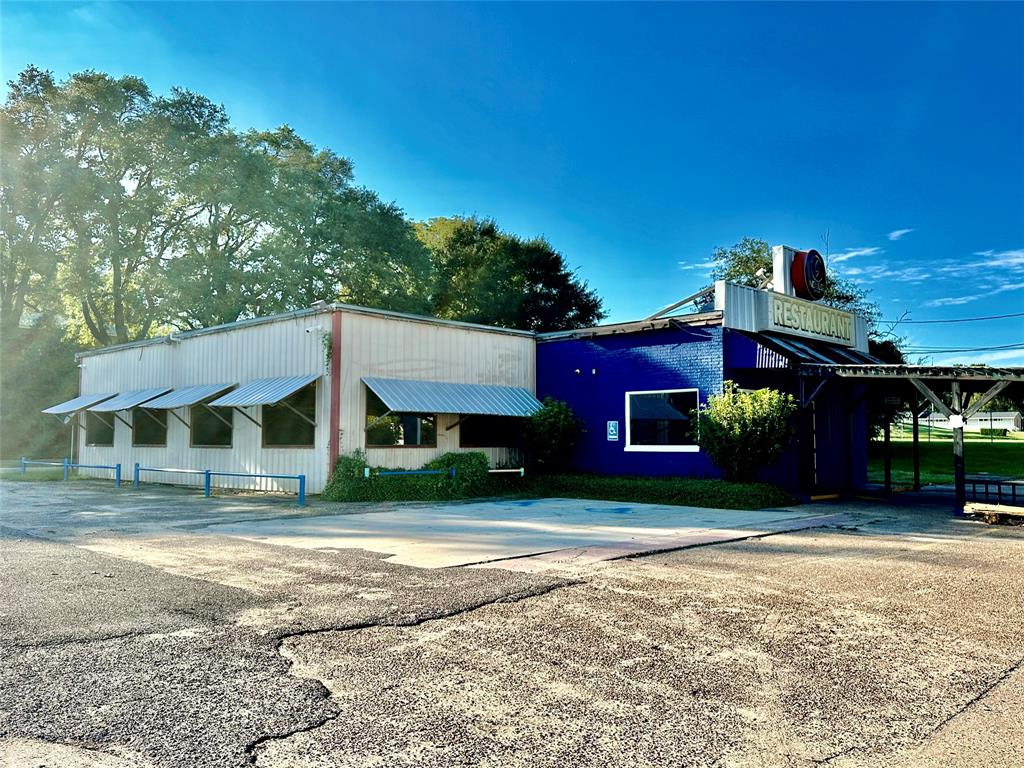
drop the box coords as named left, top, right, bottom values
left=911, top=397, right=921, bottom=492
left=951, top=381, right=966, bottom=510
left=883, top=417, right=892, bottom=495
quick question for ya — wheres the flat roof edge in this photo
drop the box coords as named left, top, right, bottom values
left=76, top=303, right=535, bottom=359
left=537, top=311, right=723, bottom=341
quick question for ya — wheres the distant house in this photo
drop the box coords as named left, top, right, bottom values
left=921, top=411, right=1022, bottom=432
left=965, top=411, right=1022, bottom=432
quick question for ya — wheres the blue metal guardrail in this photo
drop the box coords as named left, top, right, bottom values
left=132, top=463, right=306, bottom=506
left=363, top=467, right=456, bottom=479
left=21, top=457, right=121, bottom=486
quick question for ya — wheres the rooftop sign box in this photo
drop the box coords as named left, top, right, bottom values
left=715, top=281, right=864, bottom=349
left=767, top=292, right=854, bottom=345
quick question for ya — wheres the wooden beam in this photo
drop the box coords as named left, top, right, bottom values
left=908, top=378, right=952, bottom=417
left=962, top=380, right=1010, bottom=419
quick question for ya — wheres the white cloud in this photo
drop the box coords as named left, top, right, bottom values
left=830, top=246, right=882, bottom=264
left=678, top=260, right=716, bottom=271
left=992, top=281, right=1024, bottom=295
left=932, top=348, right=1024, bottom=367
left=924, top=295, right=981, bottom=308
left=887, top=229, right=914, bottom=241
left=922, top=281, right=1024, bottom=308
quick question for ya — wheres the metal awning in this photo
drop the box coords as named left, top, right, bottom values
left=738, top=330, right=880, bottom=367
left=143, top=383, right=237, bottom=410
left=87, top=388, right=173, bottom=412
left=42, top=393, right=117, bottom=415
left=208, top=375, right=318, bottom=407
left=363, top=377, right=542, bottom=417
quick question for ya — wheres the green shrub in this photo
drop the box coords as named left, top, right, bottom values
left=696, top=382, right=797, bottom=482
left=322, top=450, right=492, bottom=502
left=424, top=451, right=490, bottom=496
left=526, top=397, right=582, bottom=473
left=979, top=427, right=1008, bottom=437
left=515, top=474, right=792, bottom=510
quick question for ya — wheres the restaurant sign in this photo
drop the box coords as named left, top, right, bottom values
left=767, top=293, right=854, bottom=346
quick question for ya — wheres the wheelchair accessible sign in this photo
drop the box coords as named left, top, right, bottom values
left=607, top=420, right=619, bottom=441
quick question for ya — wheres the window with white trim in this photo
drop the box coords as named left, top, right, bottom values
left=625, top=389, right=699, bottom=452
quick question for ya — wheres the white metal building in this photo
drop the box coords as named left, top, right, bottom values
left=42, top=304, right=539, bottom=494
left=921, top=410, right=1022, bottom=432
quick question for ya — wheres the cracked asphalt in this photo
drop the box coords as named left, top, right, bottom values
left=1, top=480, right=1023, bottom=767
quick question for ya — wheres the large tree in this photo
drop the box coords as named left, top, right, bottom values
left=416, top=216, right=604, bottom=332
left=0, top=67, right=433, bottom=344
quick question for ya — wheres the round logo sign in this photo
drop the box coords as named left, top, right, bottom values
left=791, top=249, right=827, bottom=301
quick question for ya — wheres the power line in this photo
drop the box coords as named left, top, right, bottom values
left=902, top=341, right=1024, bottom=353
left=884, top=313, right=1024, bottom=325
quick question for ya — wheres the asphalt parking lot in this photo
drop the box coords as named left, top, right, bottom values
left=1, top=480, right=1022, bottom=767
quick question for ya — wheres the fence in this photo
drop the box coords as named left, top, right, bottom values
left=14, top=457, right=304, bottom=505
left=132, top=463, right=306, bottom=506
left=967, top=479, right=1022, bottom=507
left=363, top=467, right=456, bottom=479
left=20, top=457, right=121, bottom=485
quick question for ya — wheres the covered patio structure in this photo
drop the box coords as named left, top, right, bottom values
left=797, top=364, right=1024, bottom=509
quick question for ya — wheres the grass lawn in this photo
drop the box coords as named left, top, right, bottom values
left=868, top=439, right=1024, bottom=485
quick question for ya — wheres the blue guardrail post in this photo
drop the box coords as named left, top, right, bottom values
left=298, top=474, right=306, bottom=506
left=20, top=456, right=27, bottom=473
left=133, top=462, right=140, bottom=489
left=204, top=470, right=212, bottom=498
left=62, top=457, right=70, bottom=481
left=115, top=463, right=122, bottom=488
left=449, top=467, right=456, bottom=478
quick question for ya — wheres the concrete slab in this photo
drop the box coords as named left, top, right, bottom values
left=201, top=498, right=822, bottom=568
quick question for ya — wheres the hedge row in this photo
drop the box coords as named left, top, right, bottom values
left=323, top=451, right=793, bottom=510
left=514, top=474, right=794, bottom=510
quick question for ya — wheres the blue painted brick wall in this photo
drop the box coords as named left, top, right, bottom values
left=536, top=325, right=724, bottom=477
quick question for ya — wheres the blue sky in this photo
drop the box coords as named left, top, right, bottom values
left=3, top=2, right=1023, bottom=363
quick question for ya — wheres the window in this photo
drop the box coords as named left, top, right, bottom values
left=191, top=405, right=233, bottom=448
left=132, top=408, right=167, bottom=447
left=85, top=412, right=114, bottom=446
left=365, top=388, right=436, bottom=447
left=459, top=415, right=523, bottom=448
left=263, top=383, right=317, bottom=448
left=625, top=389, right=699, bottom=452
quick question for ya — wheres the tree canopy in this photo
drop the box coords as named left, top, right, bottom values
left=1, top=67, right=434, bottom=345
left=416, top=216, right=604, bottom=332
left=0, top=67, right=605, bottom=457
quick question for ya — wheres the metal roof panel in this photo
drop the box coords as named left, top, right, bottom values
left=143, top=383, right=237, bottom=409
left=88, top=388, right=173, bottom=412
left=208, top=375, right=319, bottom=407
left=42, top=393, right=117, bottom=415
left=363, top=377, right=542, bottom=417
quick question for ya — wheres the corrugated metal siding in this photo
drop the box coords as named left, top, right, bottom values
left=339, top=311, right=536, bottom=469
left=363, top=377, right=541, bottom=417
left=78, top=312, right=333, bottom=493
